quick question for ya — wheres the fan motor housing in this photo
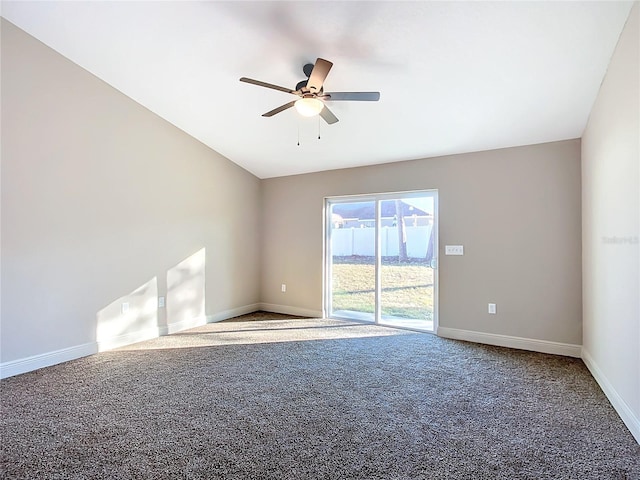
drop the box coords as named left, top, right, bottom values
left=296, top=80, right=324, bottom=94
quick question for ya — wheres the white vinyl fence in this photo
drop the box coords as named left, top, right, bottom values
left=331, top=225, right=433, bottom=258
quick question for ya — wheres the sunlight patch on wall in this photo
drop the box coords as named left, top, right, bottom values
left=96, top=277, right=159, bottom=351
left=166, top=248, right=206, bottom=331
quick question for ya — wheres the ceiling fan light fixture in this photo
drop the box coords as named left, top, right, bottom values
left=295, top=97, right=324, bottom=117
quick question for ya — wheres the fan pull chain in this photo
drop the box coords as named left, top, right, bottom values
left=297, top=120, right=300, bottom=146
left=318, top=116, right=321, bottom=140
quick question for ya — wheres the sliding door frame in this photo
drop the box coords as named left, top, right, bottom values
left=323, top=189, right=439, bottom=332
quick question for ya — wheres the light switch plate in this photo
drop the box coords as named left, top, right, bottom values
left=445, top=245, right=464, bottom=255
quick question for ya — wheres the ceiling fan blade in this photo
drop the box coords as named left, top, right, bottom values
left=323, top=92, right=380, bottom=101
left=319, top=105, right=339, bottom=125
left=306, top=58, right=333, bottom=93
left=262, top=101, right=296, bottom=117
left=240, top=77, right=296, bottom=95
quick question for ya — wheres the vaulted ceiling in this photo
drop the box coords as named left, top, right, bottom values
left=1, top=1, right=634, bottom=178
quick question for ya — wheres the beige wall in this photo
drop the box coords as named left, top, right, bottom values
left=1, top=19, right=261, bottom=363
left=581, top=2, right=639, bottom=442
left=261, top=140, right=582, bottom=345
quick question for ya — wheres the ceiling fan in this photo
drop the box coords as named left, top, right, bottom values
left=239, top=58, right=380, bottom=125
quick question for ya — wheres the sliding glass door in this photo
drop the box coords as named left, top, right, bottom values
left=326, top=191, right=437, bottom=332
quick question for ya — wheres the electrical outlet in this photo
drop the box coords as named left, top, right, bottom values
left=281, top=284, right=287, bottom=293
left=158, top=296, right=165, bottom=308
left=488, top=303, right=497, bottom=314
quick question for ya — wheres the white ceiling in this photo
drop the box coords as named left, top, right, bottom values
left=1, top=1, right=633, bottom=179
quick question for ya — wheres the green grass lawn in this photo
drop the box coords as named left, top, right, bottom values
left=331, top=256, right=434, bottom=320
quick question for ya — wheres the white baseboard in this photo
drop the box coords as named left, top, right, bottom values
left=437, top=327, right=582, bottom=358
left=582, top=348, right=640, bottom=444
left=97, top=327, right=161, bottom=352
left=207, top=303, right=262, bottom=323
left=259, top=303, right=323, bottom=318
left=160, top=315, right=208, bottom=335
left=160, top=304, right=262, bottom=333
left=0, top=342, right=98, bottom=379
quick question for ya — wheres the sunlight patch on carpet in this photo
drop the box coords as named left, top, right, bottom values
left=114, top=318, right=414, bottom=351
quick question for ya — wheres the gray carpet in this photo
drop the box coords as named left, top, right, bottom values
left=1, top=313, right=639, bottom=479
